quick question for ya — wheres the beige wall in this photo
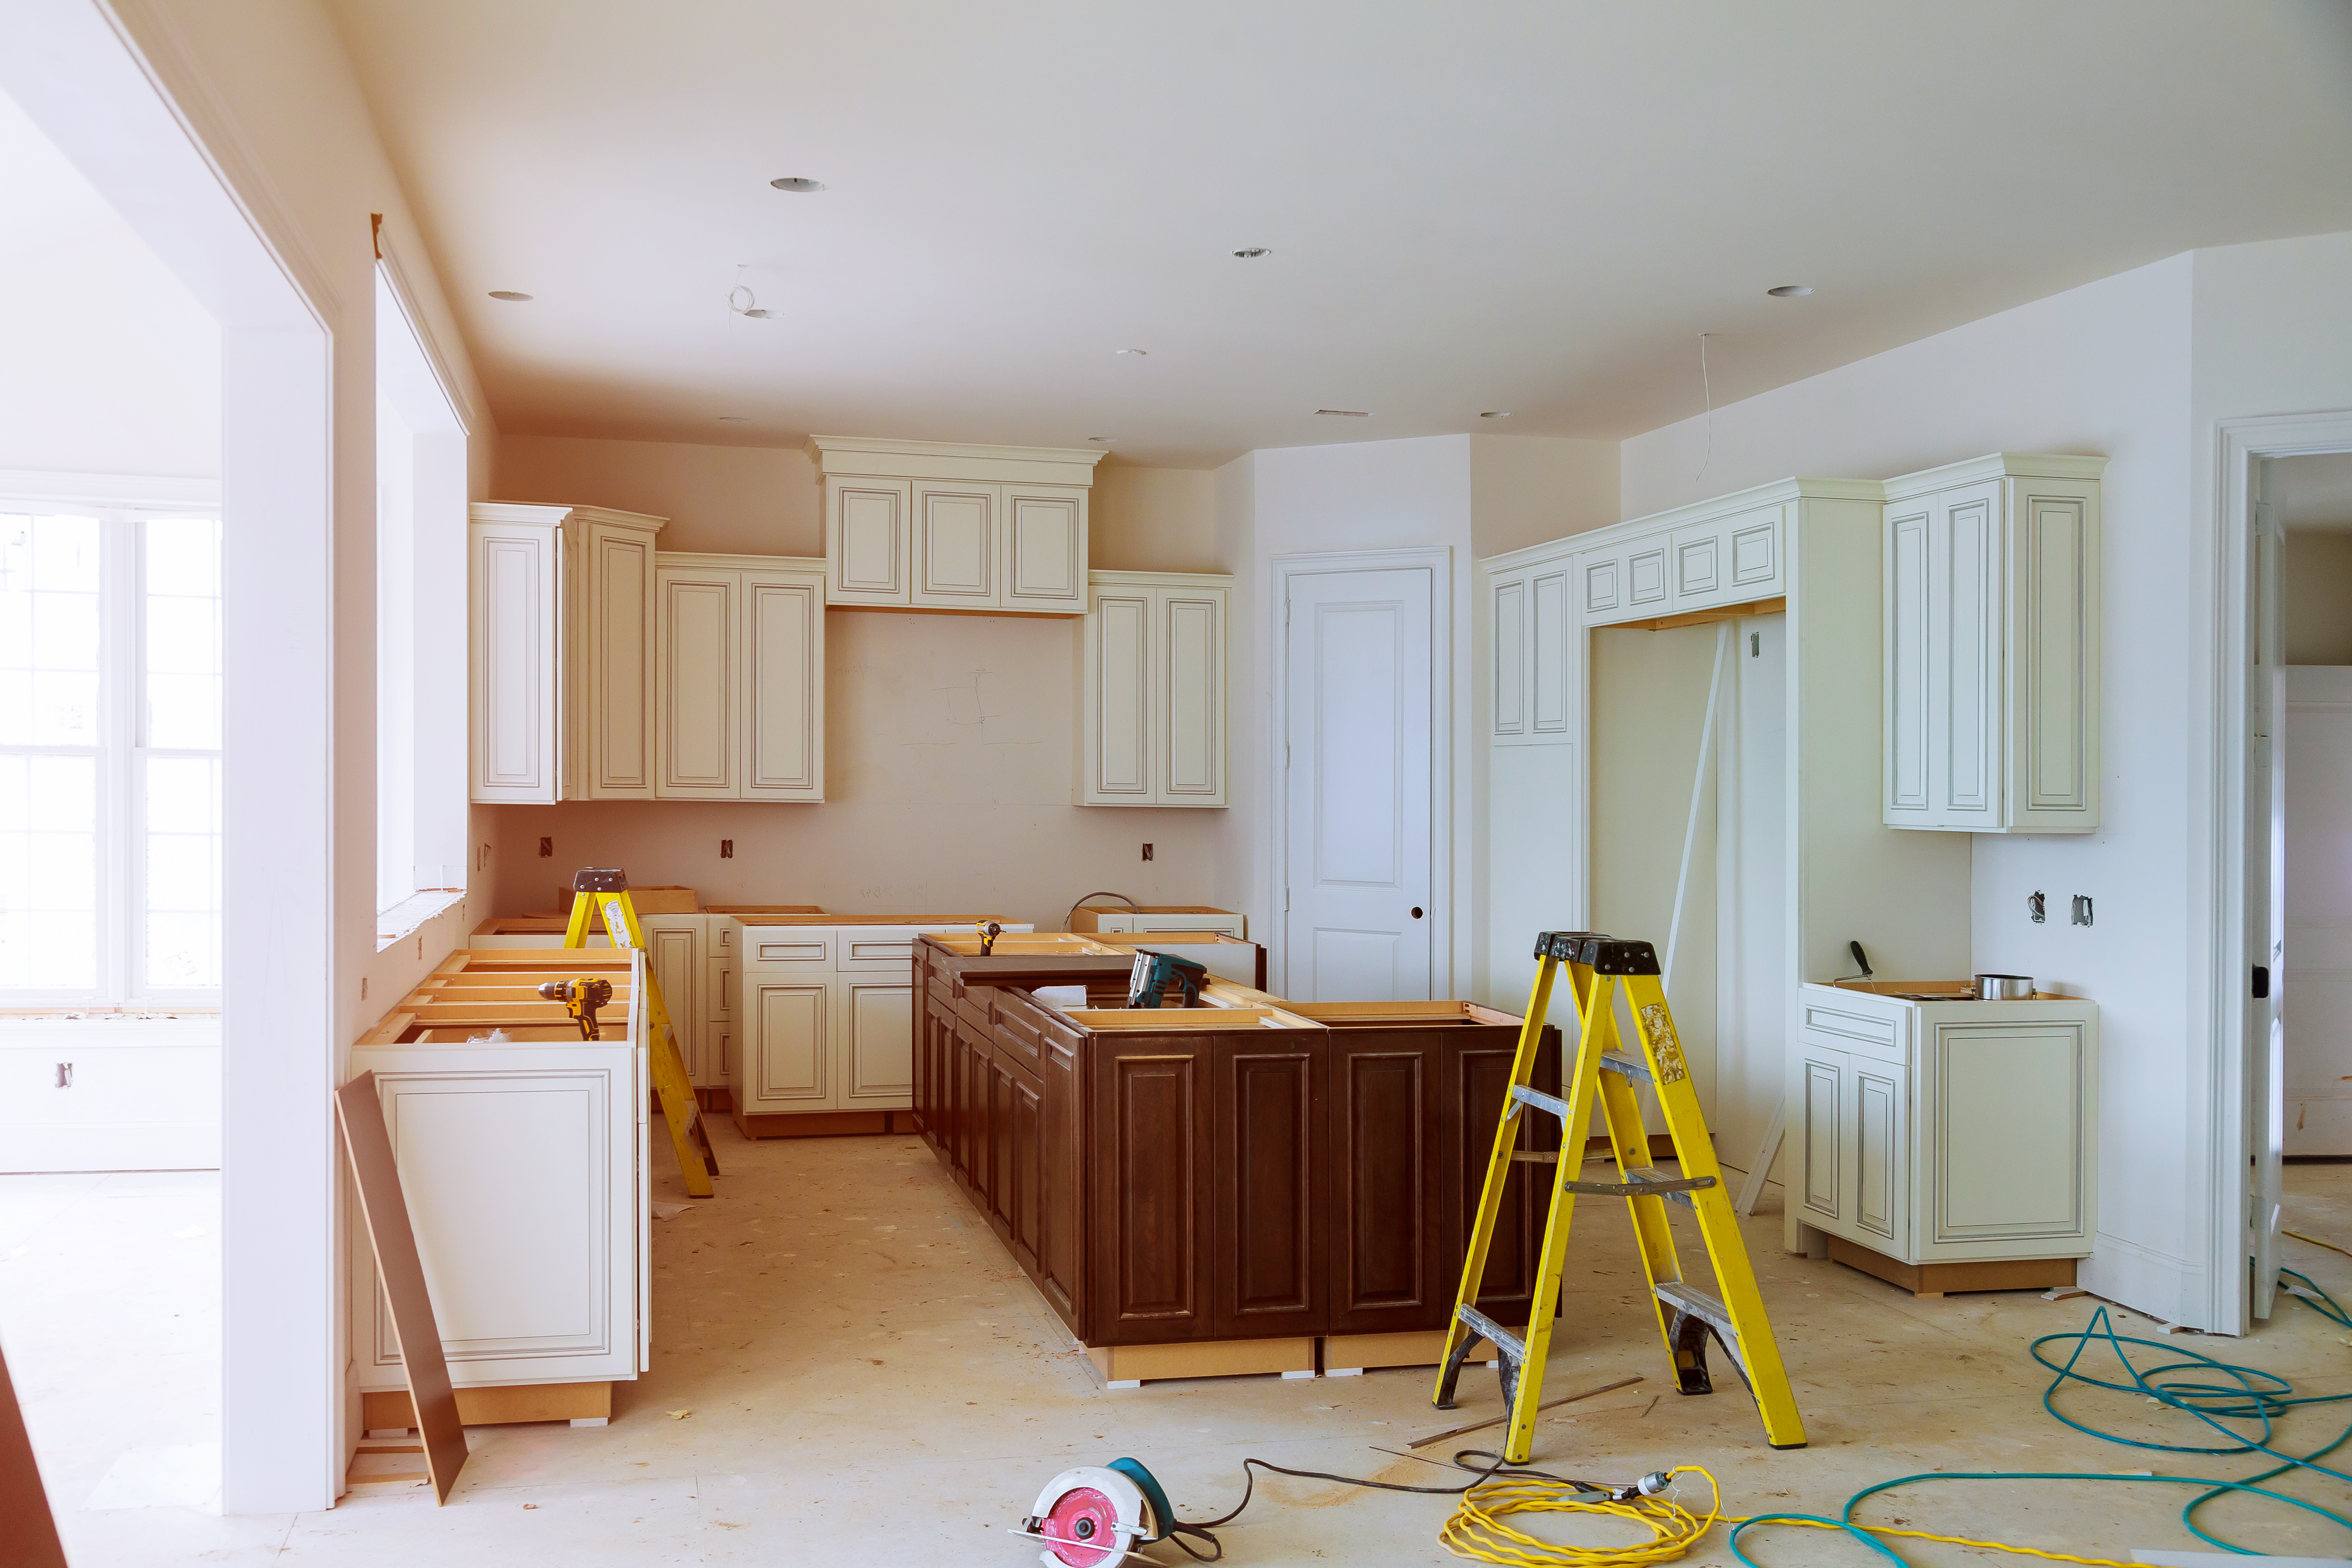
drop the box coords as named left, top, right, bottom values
left=480, top=438, right=1234, bottom=925
left=2288, top=528, right=2352, bottom=665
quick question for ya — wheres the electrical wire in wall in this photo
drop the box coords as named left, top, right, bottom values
left=1019, top=1271, right=2352, bottom=1568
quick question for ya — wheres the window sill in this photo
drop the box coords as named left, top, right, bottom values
left=376, top=888, right=467, bottom=951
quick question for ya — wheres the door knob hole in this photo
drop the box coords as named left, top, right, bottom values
left=1410, top=907, right=1423, bottom=920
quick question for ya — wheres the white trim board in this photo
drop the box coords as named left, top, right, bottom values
left=0, top=470, right=219, bottom=507
left=2199, top=408, right=2352, bottom=1337
left=1268, top=546, right=1454, bottom=1000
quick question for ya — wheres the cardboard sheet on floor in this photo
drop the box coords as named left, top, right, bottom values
left=336, top=1071, right=467, bottom=1504
left=0, top=1335, right=68, bottom=1568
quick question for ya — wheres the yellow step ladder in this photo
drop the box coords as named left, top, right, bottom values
left=564, top=868, right=719, bottom=1198
left=1433, top=930, right=1804, bottom=1461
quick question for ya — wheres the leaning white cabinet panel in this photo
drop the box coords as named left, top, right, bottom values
left=347, top=1033, right=642, bottom=1390
left=1081, top=571, right=1230, bottom=806
left=654, top=563, right=739, bottom=799
left=469, top=513, right=560, bottom=803
left=808, top=437, right=1102, bottom=616
left=1882, top=454, right=2103, bottom=832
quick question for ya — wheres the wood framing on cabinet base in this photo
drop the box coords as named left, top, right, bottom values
left=1827, top=1237, right=2076, bottom=1299
left=730, top=1108, right=914, bottom=1139
left=361, top=1381, right=612, bottom=1430
left=1087, top=1337, right=1315, bottom=1386
left=1323, top=1329, right=1496, bottom=1375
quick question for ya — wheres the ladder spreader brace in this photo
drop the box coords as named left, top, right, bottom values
left=1433, top=930, right=1807, bottom=1462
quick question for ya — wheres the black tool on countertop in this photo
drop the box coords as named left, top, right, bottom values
left=1125, top=949, right=1209, bottom=1010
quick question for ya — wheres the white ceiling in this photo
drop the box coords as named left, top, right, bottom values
left=2278, top=452, right=2352, bottom=532
left=329, top=0, right=2352, bottom=468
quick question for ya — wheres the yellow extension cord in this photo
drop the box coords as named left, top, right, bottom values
left=1435, top=1465, right=2153, bottom=1568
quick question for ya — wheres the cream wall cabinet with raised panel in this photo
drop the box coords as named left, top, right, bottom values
left=809, top=436, right=1103, bottom=614
left=654, top=554, right=825, bottom=803
left=469, top=503, right=667, bottom=803
left=1882, top=454, right=2103, bottom=833
left=1081, top=570, right=1230, bottom=808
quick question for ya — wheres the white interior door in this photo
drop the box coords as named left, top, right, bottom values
left=2285, top=665, right=2352, bottom=1155
left=1281, top=563, right=1435, bottom=1001
left=1717, top=613, right=1788, bottom=1178
left=2251, top=473, right=2285, bottom=1318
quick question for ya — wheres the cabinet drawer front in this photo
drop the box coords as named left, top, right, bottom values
left=747, top=935, right=829, bottom=965
left=993, top=1003, right=1045, bottom=1072
left=837, top=928, right=922, bottom=971
left=1799, top=996, right=1908, bottom=1065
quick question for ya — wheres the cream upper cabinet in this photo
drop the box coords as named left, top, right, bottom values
left=1486, top=552, right=1575, bottom=746
left=1882, top=454, right=2103, bottom=833
left=1575, top=495, right=1787, bottom=631
left=1081, top=570, right=1231, bottom=807
left=469, top=503, right=666, bottom=804
left=655, top=554, right=824, bottom=802
left=808, top=437, right=1102, bottom=614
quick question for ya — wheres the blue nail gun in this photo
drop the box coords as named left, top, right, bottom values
left=1125, top=949, right=1208, bottom=1009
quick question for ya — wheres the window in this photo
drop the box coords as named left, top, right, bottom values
left=0, top=504, right=221, bottom=1001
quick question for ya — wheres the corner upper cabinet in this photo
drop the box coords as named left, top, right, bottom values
left=1081, top=570, right=1230, bottom=807
left=1883, top=454, right=2103, bottom=833
left=655, top=553, right=825, bottom=802
left=1485, top=551, right=1574, bottom=746
left=469, top=502, right=667, bottom=804
left=809, top=437, right=1102, bottom=614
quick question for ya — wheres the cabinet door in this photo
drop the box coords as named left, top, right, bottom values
left=1845, top=1059, right=1908, bottom=1254
left=1931, top=482, right=2002, bottom=826
left=1883, top=497, right=1933, bottom=824
left=1039, top=1032, right=1086, bottom=1326
left=469, top=521, right=558, bottom=803
left=1083, top=583, right=1154, bottom=803
left=1624, top=534, right=1671, bottom=615
left=580, top=519, right=659, bottom=798
left=954, top=1011, right=990, bottom=1187
left=1329, top=1037, right=1441, bottom=1333
left=839, top=980, right=915, bottom=1106
left=705, top=956, right=734, bottom=1089
left=1091, top=1040, right=1212, bottom=1343
left=1003, top=487, right=1087, bottom=612
left=1006, top=1059, right=1046, bottom=1274
left=1491, top=571, right=1528, bottom=740
left=2007, top=481, right=2100, bottom=829
left=1796, top=1048, right=1846, bottom=1232
left=1211, top=1037, right=1327, bottom=1339
left=742, top=571, right=824, bottom=800
left=1442, top=1029, right=1559, bottom=1319
left=1669, top=523, right=1723, bottom=610
left=743, top=978, right=830, bottom=1110
left=1927, top=1021, right=2089, bottom=1248
left=1530, top=568, right=1572, bottom=738
left=913, top=482, right=997, bottom=608
left=1580, top=547, right=1624, bottom=622
left=1157, top=586, right=1226, bottom=805
left=655, top=565, right=738, bottom=798
left=827, top=477, right=911, bottom=605
left=1726, top=506, right=1783, bottom=596
left=641, top=919, right=703, bottom=1081
left=986, top=1053, right=1019, bottom=1239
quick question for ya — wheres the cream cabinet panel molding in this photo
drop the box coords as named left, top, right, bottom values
left=469, top=503, right=667, bottom=804
left=809, top=436, right=1104, bottom=614
left=1080, top=570, right=1231, bottom=807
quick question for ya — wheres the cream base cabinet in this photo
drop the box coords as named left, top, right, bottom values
left=347, top=1035, right=646, bottom=1390
left=730, top=921, right=1029, bottom=1114
left=809, top=437, right=1103, bottom=613
left=1883, top=454, right=2104, bottom=833
left=1791, top=985, right=2097, bottom=1266
left=655, top=554, right=825, bottom=802
left=1081, top=571, right=1231, bottom=807
left=470, top=503, right=668, bottom=803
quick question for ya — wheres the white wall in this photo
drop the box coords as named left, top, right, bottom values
left=1617, top=255, right=2198, bottom=1317
left=497, top=435, right=818, bottom=556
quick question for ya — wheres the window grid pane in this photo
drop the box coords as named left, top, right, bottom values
left=0, top=751, right=100, bottom=990
left=0, top=512, right=103, bottom=748
left=143, top=753, right=221, bottom=989
left=144, top=516, right=222, bottom=750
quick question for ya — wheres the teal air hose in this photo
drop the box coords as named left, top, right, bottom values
left=1727, top=1272, right=2352, bottom=1565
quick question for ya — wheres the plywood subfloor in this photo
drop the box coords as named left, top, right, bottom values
left=11, top=1146, right=2352, bottom=1563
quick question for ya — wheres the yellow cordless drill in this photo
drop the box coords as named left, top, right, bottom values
left=537, top=977, right=614, bottom=1040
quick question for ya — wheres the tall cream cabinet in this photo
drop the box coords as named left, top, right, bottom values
left=1080, top=570, right=1230, bottom=807
left=808, top=435, right=1105, bottom=614
left=469, top=503, right=667, bottom=804
left=1792, top=984, right=2097, bottom=1274
left=1882, top=454, right=2104, bottom=833
left=654, top=554, right=825, bottom=802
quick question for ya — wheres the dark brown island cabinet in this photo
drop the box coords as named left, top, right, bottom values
left=912, top=936, right=1560, bottom=1382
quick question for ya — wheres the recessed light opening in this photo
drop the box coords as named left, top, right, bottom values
left=1766, top=285, right=1813, bottom=297
left=1315, top=409, right=1370, bottom=417
left=769, top=177, right=825, bottom=192
left=1479, top=411, right=1512, bottom=419
left=1114, top=348, right=1148, bottom=357
left=718, top=416, right=749, bottom=423
left=488, top=290, right=532, bottom=301
left=1232, top=247, right=1271, bottom=259
left=1087, top=436, right=1116, bottom=443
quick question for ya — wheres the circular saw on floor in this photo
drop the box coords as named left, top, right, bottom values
left=1016, top=1457, right=1179, bottom=1567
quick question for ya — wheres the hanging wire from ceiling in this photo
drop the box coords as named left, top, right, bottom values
left=728, top=263, right=777, bottom=320
left=1693, top=333, right=1715, bottom=485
